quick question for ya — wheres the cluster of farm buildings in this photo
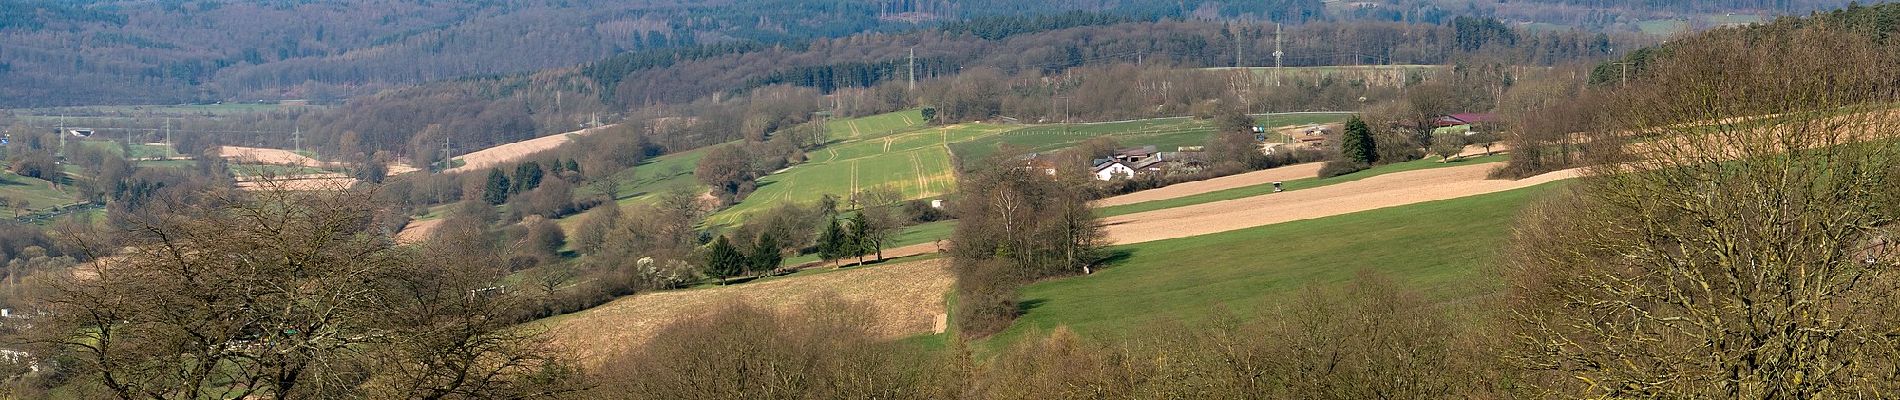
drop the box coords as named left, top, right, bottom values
left=1024, top=112, right=1497, bottom=181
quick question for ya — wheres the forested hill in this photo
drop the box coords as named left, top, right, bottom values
left=0, top=0, right=1867, bottom=108
left=279, top=17, right=1639, bottom=168
left=1590, top=1, right=1900, bottom=85
left=0, top=0, right=1291, bottom=108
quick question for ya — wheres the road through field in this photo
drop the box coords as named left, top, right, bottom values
left=872, top=163, right=1580, bottom=259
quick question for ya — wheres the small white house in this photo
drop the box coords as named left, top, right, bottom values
left=1092, top=161, right=1135, bottom=181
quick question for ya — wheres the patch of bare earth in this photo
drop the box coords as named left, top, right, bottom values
left=543, top=258, right=953, bottom=368
left=1101, top=164, right=1579, bottom=243
left=218, top=146, right=327, bottom=166
left=394, top=218, right=443, bottom=245
left=877, top=163, right=1578, bottom=256
left=232, top=174, right=358, bottom=191
left=445, top=126, right=609, bottom=174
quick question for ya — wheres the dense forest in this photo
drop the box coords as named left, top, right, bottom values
left=0, top=0, right=1860, bottom=108
left=262, top=16, right=1642, bottom=170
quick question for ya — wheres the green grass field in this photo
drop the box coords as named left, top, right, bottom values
left=589, top=146, right=713, bottom=206
left=136, top=159, right=196, bottom=169
left=79, top=141, right=185, bottom=159
left=1097, top=154, right=1509, bottom=217
left=847, top=155, right=1509, bottom=268
left=949, top=113, right=1354, bottom=165
left=563, top=111, right=1356, bottom=236
left=705, top=113, right=1005, bottom=226
left=825, top=109, right=924, bottom=142
left=981, top=183, right=1557, bottom=347
left=1636, top=19, right=1691, bottom=35
left=0, top=172, right=80, bottom=212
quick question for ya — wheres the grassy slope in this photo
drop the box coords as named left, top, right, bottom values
left=79, top=141, right=184, bottom=159
left=948, top=113, right=1353, bottom=166
left=706, top=112, right=1000, bottom=226
left=857, top=154, right=1509, bottom=263
left=0, top=172, right=79, bottom=211
left=981, top=183, right=1557, bottom=347
left=1097, top=154, right=1508, bottom=217
left=550, top=111, right=1357, bottom=245
left=595, top=146, right=711, bottom=206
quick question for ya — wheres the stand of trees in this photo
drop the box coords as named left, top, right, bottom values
left=949, top=157, right=1104, bottom=338
left=8, top=185, right=582, bottom=398
left=1504, top=19, right=1900, bottom=396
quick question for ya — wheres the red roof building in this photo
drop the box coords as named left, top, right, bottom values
left=1432, top=113, right=1497, bottom=127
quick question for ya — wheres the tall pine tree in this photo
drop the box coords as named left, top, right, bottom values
left=749, top=232, right=782, bottom=276
left=1341, top=116, right=1378, bottom=165
left=510, top=161, right=544, bottom=194
left=818, top=216, right=848, bottom=267
left=706, top=235, right=746, bottom=285
left=482, top=169, right=511, bottom=205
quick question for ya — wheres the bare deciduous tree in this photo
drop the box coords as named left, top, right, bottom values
left=1506, top=26, right=1900, bottom=397
left=22, top=184, right=582, bottom=399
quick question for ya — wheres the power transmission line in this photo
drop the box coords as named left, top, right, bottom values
left=1274, top=23, right=1285, bottom=87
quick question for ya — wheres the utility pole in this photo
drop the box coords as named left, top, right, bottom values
left=1613, top=61, right=1632, bottom=86
left=908, top=46, right=917, bottom=92
left=57, top=115, right=65, bottom=160
left=1058, top=96, right=1073, bottom=136
left=1273, top=23, right=1285, bottom=87
left=164, top=118, right=172, bottom=149
left=292, top=125, right=302, bottom=154
left=1234, top=25, right=1244, bottom=68
left=440, top=134, right=452, bottom=172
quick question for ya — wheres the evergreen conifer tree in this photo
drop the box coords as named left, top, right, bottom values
left=1342, top=116, right=1379, bottom=165
left=706, top=236, right=746, bottom=284
left=482, top=169, right=511, bottom=205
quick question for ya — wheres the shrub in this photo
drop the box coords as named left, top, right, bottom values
left=1318, top=160, right=1368, bottom=178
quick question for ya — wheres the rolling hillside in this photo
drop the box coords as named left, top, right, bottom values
left=541, top=169, right=1574, bottom=363
left=701, top=110, right=1354, bottom=226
